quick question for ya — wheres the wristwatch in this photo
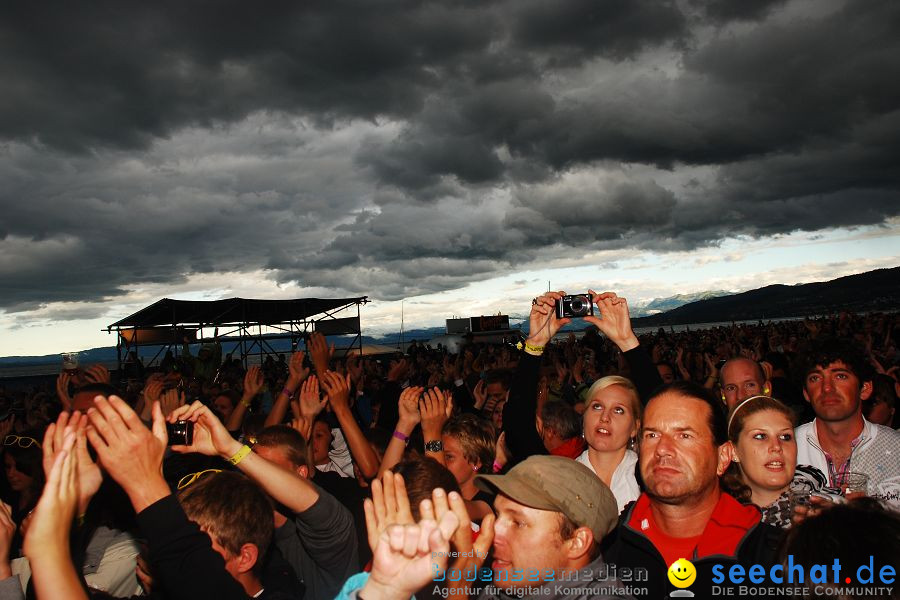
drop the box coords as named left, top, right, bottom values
left=424, top=439, right=443, bottom=453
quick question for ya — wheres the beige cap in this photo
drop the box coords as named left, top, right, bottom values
left=475, top=455, right=618, bottom=542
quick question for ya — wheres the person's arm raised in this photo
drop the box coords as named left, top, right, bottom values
left=377, top=386, right=423, bottom=477
left=321, top=370, right=380, bottom=480
left=583, top=291, right=639, bottom=352
left=226, top=365, right=263, bottom=431
left=585, top=291, right=662, bottom=402
left=169, top=401, right=322, bottom=513
left=265, top=350, right=309, bottom=427
left=23, top=432, right=89, bottom=600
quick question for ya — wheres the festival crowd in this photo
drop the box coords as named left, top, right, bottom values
left=0, top=291, right=898, bottom=600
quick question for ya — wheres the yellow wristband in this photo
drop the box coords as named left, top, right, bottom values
left=524, top=342, right=544, bottom=355
left=228, top=445, right=252, bottom=466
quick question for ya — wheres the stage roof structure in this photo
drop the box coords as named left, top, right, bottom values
left=109, top=297, right=366, bottom=328
left=106, top=296, right=368, bottom=372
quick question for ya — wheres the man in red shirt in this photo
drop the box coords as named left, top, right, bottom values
left=604, top=381, right=781, bottom=598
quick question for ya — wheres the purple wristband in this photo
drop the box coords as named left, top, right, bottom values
left=282, top=387, right=295, bottom=398
left=393, top=430, right=410, bottom=444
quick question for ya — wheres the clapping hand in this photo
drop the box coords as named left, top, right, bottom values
left=43, top=411, right=102, bottom=515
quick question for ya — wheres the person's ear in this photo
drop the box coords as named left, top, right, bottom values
left=860, top=381, right=873, bottom=402
left=234, top=543, right=259, bottom=574
left=763, top=380, right=772, bottom=396
left=562, top=527, right=595, bottom=561
left=717, top=443, right=733, bottom=476
left=297, top=464, right=309, bottom=480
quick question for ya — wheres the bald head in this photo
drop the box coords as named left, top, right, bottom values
left=719, top=358, right=769, bottom=411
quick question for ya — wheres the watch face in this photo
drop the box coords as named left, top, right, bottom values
left=425, top=440, right=443, bottom=452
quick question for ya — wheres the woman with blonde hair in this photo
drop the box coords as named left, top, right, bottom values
left=576, top=375, right=642, bottom=513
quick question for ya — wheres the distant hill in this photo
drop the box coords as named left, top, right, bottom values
left=3, top=267, right=898, bottom=373
left=631, top=290, right=732, bottom=317
left=631, top=266, right=900, bottom=327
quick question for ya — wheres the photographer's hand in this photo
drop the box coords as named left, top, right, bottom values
left=527, top=291, right=570, bottom=349
left=584, top=291, right=639, bottom=352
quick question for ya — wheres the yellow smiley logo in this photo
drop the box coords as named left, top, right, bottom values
left=667, top=558, right=696, bottom=588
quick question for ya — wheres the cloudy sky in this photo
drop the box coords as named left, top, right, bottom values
left=2, top=0, right=899, bottom=357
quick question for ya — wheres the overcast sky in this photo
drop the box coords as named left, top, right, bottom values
left=2, top=0, right=899, bottom=357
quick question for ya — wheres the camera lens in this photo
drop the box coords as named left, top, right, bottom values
left=570, top=298, right=585, bottom=314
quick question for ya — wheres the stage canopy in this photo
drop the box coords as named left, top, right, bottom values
left=106, top=296, right=368, bottom=370
left=109, top=297, right=366, bottom=328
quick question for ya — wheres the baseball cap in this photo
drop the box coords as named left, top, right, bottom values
left=475, top=455, right=618, bottom=542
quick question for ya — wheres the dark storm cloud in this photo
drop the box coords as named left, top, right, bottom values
left=698, top=0, right=788, bottom=23
left=1, top=0, right=898, bottom=311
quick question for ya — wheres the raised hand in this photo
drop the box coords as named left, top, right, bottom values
left=83, top=364, right=111, bottom=385
left=0, top=502, right=15, bottom=579
left=397, top=386, right=423, bottom=428
left=420, top=487, right=495, bottom=580
left=362, top=514, right=459, bottom=600
left=296, top=374, right=327, bottom=419
left=56, top=372, right=74, bottom=411
left=159, top=388, right=186, bottom=418
left=290, top=415, right=313, bottom=442
left=23, top=431, right=89, bottom=600
left=473, top=379, right=488, bottom=410
left=387, top=358, right=410, bottom=383
left=346, top=353, right=364, bottom=385
left=321, top=370, right=352, bottom=412
left=242, top=365, right=264, bottom=400
left=167, top=401, right=236, bottom=458
left=25, top=431, right=78, bottom=557
left=363, top=471, right=416, bottom=553
left=583, top=291, right=639, bottom=352
left=42, top=411, right=102, bottom=515
left=527, top=291, right=569, bottom=348
left=287, top=350, right=310, bottom=389
left=143, top=378, right=164, bottom=406
left=85, top=396, right=169, bottom=513
left=419, top=387, right=452, bottom=441
left=308, top=332, right=334, bottom=375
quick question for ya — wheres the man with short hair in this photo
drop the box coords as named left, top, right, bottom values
left=719, top=357, right=770, bottom=412
left=253, top=425, right=362, bottom=598
left=178, top=471, right=274, bottom=597
left=474, top=455, right=634, bottom=599
left=604, top=381, right=780, bottom=598
left=537, top=401, right=585, bottom=458
left=795, top=338, right=900, bottom=510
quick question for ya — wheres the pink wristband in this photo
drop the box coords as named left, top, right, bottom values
left=281, top=387, right=295, bottom=398
left=393, top=430, right=410, bottom=444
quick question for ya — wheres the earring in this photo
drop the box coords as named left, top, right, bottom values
left=472, top=465, right=479, bottom=472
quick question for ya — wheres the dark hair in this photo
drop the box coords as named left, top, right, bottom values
left=392, top=456, right=461, bottom=520
left=442, top=413, right=495, bottom=474
left=215, top=389, right=241, bottom=409
left=779, top=498, right=900, bottom=599
left=2, top=431, right=45, bottom=504
left=178, top=471, right=273, bottom=570
left=648, top=381, right=728, bottom=446
left=255, top=425, right=311, bottom=470
left=540, top=401, right=582, bottom=440
left=483, top=369, right=511, bottom=390
left=796, top=337, right=874, bottom=387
